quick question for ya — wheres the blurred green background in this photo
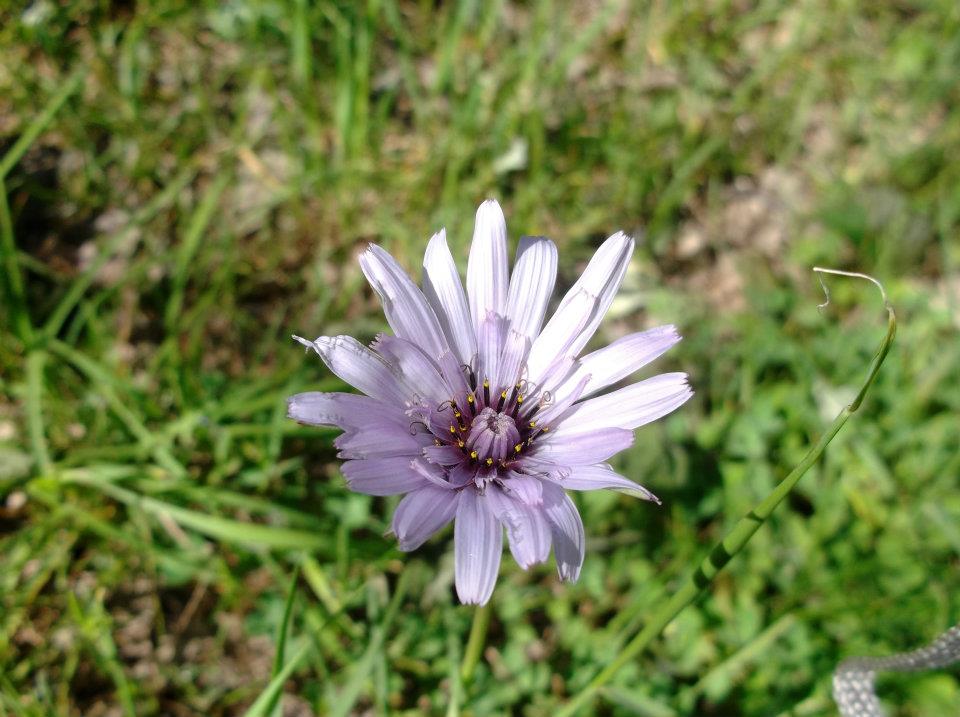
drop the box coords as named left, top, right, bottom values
left=1, top=1, right=959, bottom=715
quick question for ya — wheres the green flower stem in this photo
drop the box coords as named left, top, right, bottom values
left=559, top=270, right=896, bottom=716
left=461, top=601, right=493, bottom=683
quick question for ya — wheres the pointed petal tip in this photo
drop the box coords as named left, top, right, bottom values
left=425, top=227, right=448, bottom=249
left=292, top=334, right=320, bottom=355
left=605, top=229, right=634, bottom=247
left=660, top=323, right=682, bottom=341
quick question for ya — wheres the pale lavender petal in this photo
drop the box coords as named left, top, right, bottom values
left=501, top=473, right=543, bottom=506
left=411, top=457, right=460, bottom=488
left=372, top=335, right=447, bottom=404
left=533, top=427, right=634, bottom=465
left=555, top=325, right=682, bottom=402
left=455, top=488, right=503, bottom=605
left=505, top=236, right=557, bottom=340
left=541, top=482, right=584, bottom=581
left=534, top=373, right=591, bottom=427
left=523, top=290, right=594, bottom=385
left=422, top=229, right=477, bottom=364
left=526, top=232, right=634, bottom=383
left=447, top=463, right=480, bottom=488
left=392, top=486, right=460, bottom=551
left=558, top=373, right=692, bottom=433
left=467, top=200, right=509, bottom=333
left=555, top=463, right=660, bottom=503
left=287, top=391, right=404, bottom=430
left=335, top=424, right=428, bottom=459
left=535, top=355, right=578, bottom=401
left=485, top=484, right=551, bottom=569
left=341, top=458, right=429, bottom=495
left=422, top=444, right=465, bottom=466
left=476, top=312, right=507, bottom=384
left=360, top=245, right=448, bottom=358
left=294, top=335, right=410, bottom=405
left=436, top=350, right=470, bottom=398
left=496, top=328, right=530, bottom=393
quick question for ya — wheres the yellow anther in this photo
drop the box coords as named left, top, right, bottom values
left=483, top=379, right=489, bottom=388
left=467, top=395, right=475, bottom=403
left=500, top=390, right=507, bottom=399
left=450, top=425, right=457, bottom=433
left=470, top=450, right=478, bottom=459
left=457, top=439, right=465, bottom=448
left=485, top=458, right=493, bottom=466
left=529, top=420, right=537, bottom=428
left=454, top=411, right=461, bottom=418
left=514, top=443, right=522, bottom=453
left=517, top=394, right=524, bottom=403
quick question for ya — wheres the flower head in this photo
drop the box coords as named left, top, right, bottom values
left=289, top=200, right=691, bottom=604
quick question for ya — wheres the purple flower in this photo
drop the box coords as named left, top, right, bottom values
left=289, top=200, right=691, bottom=605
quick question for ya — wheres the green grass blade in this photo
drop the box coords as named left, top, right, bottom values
left=242, top=641, right=312, bottom=717
left=290, top=0, right=312, bottom=85
left=25, top=349, right=52, bottom=475
left=164, top=172, right=230, bottom=333
left=265, top=564, right=301, bottom=717
left=328, top=571, right=409, bottom=717
left=47, top=339, right=187, bottom=477
left=0, top=69, right=84, bottom=180
left=0, top=177, right=33, bottom=343
left=61, top=473, right=330, bottom=551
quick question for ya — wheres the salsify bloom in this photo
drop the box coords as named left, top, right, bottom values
left=289, top=200, right=691, bottom=605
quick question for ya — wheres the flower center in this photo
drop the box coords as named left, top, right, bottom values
left=465, top=407, right=520, bottom=464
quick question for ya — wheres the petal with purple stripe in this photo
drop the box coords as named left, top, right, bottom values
left=558, top=372, right=692, bottom=433
left=293, top=335, right=410, bottom=405
left=422, top=229, right=477, bottom=364
left=476, top=311, right=507, bottom=384
left=360, top=245, right=448, bottom=358
left=496, top=328, right=531, bottom=394
left=422, top=444, right=466, bottom=466
left=335, top=426, right=428, bottom=460
left=555, top=325, right=682, bottom=402
left=340, top=458, right=429, bottom=495
left=533, top=427, right=634, bottom=465
left=392, top=486, right=460, bottom=551
left=485, top=484, right=551, bottom=569
left=372, top=334, right=447, bottom=404
left=467, top=200, right=509, bottom=333
left=555, top=463, right=660, bottom=503
left=526, top=232, right=634, bottom=383
left=287, top=391, right=405, bottom=430
left=454, top=488, right=503, bottom=605
left=541, top=481, right=584, bottom=581
left=506, top=236, right=557, bottom=340
left=501, top=472, right=543, bottom=506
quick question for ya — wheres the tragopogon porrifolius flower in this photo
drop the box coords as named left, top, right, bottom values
left=289, top=200, right=691, bottom=604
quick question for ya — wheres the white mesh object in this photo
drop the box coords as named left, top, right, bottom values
left=833, top=624, right=960, bottom=716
